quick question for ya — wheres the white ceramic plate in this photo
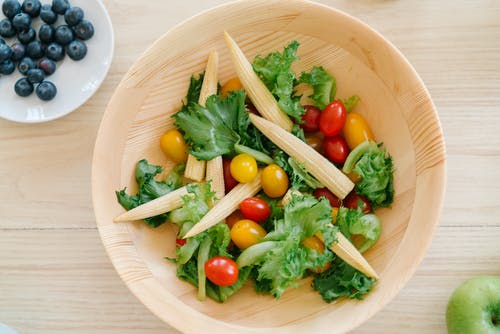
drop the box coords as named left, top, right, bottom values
left=0, top=0, right=114, bottom=123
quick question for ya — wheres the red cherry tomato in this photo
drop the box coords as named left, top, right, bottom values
left=305, top=132, right=324, bottom=153
left=319, top=100, right=347, bottom=137
left=323, top=135, right=350, bottom=164
left=204, top=256, right=239, bottom=286
left=223, top=158, right=239, bottom=193
left=343, top=193, right=372, bottom=213
left=239, top=197, right=271, bottom=223
left=300, top=105, right=321, bottom=132
left=246, top=102, right=260, bottom=115
left=313, top=188, right=341, bottom=208
left=176, top=238, right=186, bottom=246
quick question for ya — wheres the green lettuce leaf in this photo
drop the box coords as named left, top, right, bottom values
left=174, top=90, right=274, bottom=163
left=354, top=146, right=394, bottom=207
left=312, top=256, right=377, bottom=302
left=336, top=207, right=381, bottom=253
left=115, top=160, right=185, bottom=227
left=299, top=66, right=336, bottom=110
left=240, top=194, right=338, bottom=298
left=252, top=41, right=305, bottom=121
left=170, top=183, right=246, bottom=302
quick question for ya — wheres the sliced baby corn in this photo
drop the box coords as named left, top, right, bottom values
left=114, top=185, right=191, bottom=222
left=318, top=232, right=379, bottom=279
left=250, top=113, right=354, bottom=199
left=206, top=155, right=225, bottom=204
left=183, top=172, right=262, bottom=238
left=224, top=31, right=294, bottom=132
left=184, top=50, right=219, bottom=181
left=281, top=189, right=378, bottom=279
left=202, top=51, right=225, bottom=202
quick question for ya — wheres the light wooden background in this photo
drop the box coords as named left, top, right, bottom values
left=1, top=0, right=499, bottom=333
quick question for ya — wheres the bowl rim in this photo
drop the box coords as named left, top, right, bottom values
left=92, top=0, right=447, bottom=333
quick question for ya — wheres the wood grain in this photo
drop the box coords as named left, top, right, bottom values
left=0, top=0, right=499, bottom=333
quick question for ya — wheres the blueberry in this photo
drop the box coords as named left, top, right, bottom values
left=36, top=80, right=57, bottom=101
left=14, top=77, right=33, bottom=96
left=45, top=42, right=64, bottom=61
left=51, top=0, right=68, bottom=15
left=12, top=13, right=31, bottom=32
left=17, top=56, right=36, bottom=74
left=10, top=42, right=25, bottom=61
left=0, top=19, right=16, bottom=38
left=0, top=59, right=15, bottom=74
left=17, top=27, right=35, bottom=44
left=26, top=68, right=44, bottom=83
left=66, top=39, right=87, bottom=61
left=21, top=0, right=41, bottom=17
left=0, top=43, right=13, bottom=62
left=40, top=4, right=57, bottom=24
left=73, top=19, right=94, bottom=40
left=38, top=24, right=54, bottom=43
left=2, top=0, right=21, bottom=19
left=26, top=40, right=43, bottom=58
left=38, top=57, right=56, bottom=75
left=64, top=6, right=83, bottom=26
left=54, top=25, right=74, bottom=45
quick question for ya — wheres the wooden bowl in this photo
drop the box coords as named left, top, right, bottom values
left=92, top=0, right=446, bottom=333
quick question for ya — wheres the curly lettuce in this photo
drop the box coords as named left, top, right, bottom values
left=238, top=194, right=337, bottom=297
left=174, top=90, right=274, bottom=164
left=336, top=207, right=381, bottom=253
left=252, top=41, right=305, bottom=121
left=312, top=256, right=377, bottom=302
left=169, top=183, right=248, bottom=302
left=343, top=141, right=394, bottom=208
left=115, top=160, right=185, bottom=227
left=299, top=66, right=336, bottom=110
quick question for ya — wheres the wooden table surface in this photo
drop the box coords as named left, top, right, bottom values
left=1, top=0, right=499, bottom=333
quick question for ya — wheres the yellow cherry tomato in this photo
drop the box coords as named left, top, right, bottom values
left=160, top=129, right=188, bottom=163
left=230, top=154, right=258, bottom=183
left=221, top=77, right=243, bottom=97
left=230, top=219, right=267, bottom=249
left=302, top=236, right=331, bottom=273
left=343, top=112, right=375, bottom=150
left=261, top=164, right=289, bottom=198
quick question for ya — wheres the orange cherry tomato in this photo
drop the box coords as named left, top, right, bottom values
left=343, top=112, right=374, bottom=150
left=159, top=129, right=188, bottom=163
left=221, top=77, right=243, bottom=97
left=230, top=219, right=267, bottom=250
left=261, top=164, right=289, bottom=198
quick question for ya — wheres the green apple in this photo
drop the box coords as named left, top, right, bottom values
left=446, top=275, right=500, bottom=334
